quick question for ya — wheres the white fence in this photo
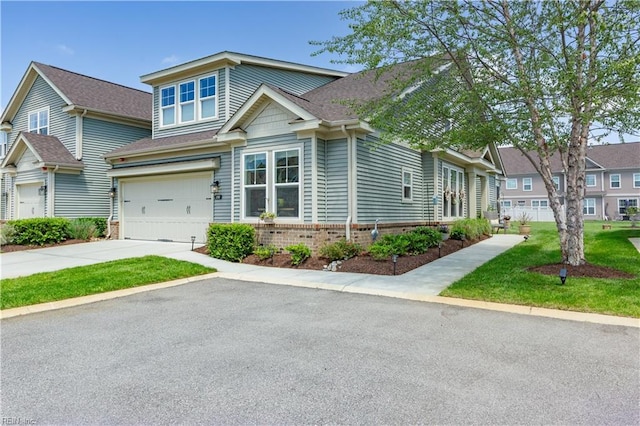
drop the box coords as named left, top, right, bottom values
left=501, top=206, right=565, bottom=222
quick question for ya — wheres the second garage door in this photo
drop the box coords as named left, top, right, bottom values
left=121, top=173, right=212, bottom=243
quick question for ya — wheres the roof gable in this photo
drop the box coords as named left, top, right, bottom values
left=1, top=132, right=84, bottom=172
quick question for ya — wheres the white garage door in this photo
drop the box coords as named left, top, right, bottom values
left=121, top=173, right=212, bottom=243
left=18, top=183, right=45, bottom=218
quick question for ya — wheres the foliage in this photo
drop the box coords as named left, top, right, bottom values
left=313, top=0, right=640, bottom=266
left=319, top=238, right=363, bottom=261
left=259, top=211, right=276, bottom=220
left=68, top=219, right=98, bottom=240
left=517, top=212, right=533, bottom=225
left=207, top=224, right=255, bottom=262
left=449, top=218, right=491, bottom=240
left=0, top=223, right=16, bottom=245
left=0, top=256, right=215, bottom=310
left=368, top=226, right=442, bottom=260
left=8, top=218, right=70, bottom=246
left=286, top=243, right=312, bottom=266
left=75, top=217, right=108, bottom=236
left=254, top=244, right=278, bottom=260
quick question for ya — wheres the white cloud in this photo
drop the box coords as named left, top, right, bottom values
left=56, top=44, right=74, bottom=55
left=162, top=54, right=180, bottom=65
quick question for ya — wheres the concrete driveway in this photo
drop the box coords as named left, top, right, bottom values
left=2, top=278, right=638, bottom=424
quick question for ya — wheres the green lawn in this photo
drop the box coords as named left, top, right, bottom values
left=0, top=256, right=215, bottom=310
left=441, top=221, right=640, bottom=318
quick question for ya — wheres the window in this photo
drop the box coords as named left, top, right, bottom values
left=610, top=174, right=621, bottom=189
left=160, top=73, right=218, bottom=127
left=553, top=176, right=560, bottom=191
left=442, top=165, right=465, bottom=218
left=243, top=149, right=301, bottom=219
left=500, top=200, right=512, bottom=209
left=618, top=199, right=638, bottom=215
left=161, top=86, right=175, bottom=126
left=522, top=177, right=532, bottom=191
left=402, top=168, right=413, bottom=202
left=28, top=108, right=49, bottom=135
left=506, top=178, right=517, bottom=190
left=517, top=200, right=526, bottom=207
left=0, top=132, right=7, bottom=159
left=634, top=173, right=640, bottom=188
left=583, top=198, right=596, bottom=215
left=179, top=81, right=195, bottom=123
left=585, top=174, right=596, bottom=187
left=199, top=75, right=217, bottom=119
left=532, top=200, right=548, bottom=209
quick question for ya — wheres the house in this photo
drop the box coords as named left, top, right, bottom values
left=102, top=51, right=504, bottom=249
left=0, top=62, right=152, bottom=223
left=498, top=143, right=640, bottom=220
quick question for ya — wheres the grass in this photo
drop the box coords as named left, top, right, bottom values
left=0, top=256, right=215, bottom=310
left=441, top=221, right=640, bottom=318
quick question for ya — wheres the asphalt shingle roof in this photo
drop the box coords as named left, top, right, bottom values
left=20, top=132, right=84, bottom=168
left=106, top=129, right=219, bottom=157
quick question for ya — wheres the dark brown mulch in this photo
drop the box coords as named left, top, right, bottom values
left=0, top=239, right=90, bottom=253
left=529, top=263, right=635, bottom=279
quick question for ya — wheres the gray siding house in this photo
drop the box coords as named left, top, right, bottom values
left=0, top=62, right=152, bottom=223
left=499, top=144, right=640, bottom=220
left=103, top=51, right=504, bottom=248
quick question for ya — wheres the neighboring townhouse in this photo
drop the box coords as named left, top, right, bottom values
left=103, top=51, right=504, bottom=249
left=499, top=143, right=640, bottom=220
left=0, top=62, right=152, bottom=222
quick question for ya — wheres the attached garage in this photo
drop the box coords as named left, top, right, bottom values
left=17, top=182, right=45, bottom=218
left=120, top=172, right=213, bottom=243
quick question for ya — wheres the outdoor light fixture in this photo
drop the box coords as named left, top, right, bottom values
left=108, top=187, right=117, bottom=198
left=438, top=242, right=442, bottom=258
left=38, top=185, right=47, bottom=196
left=210, top=181, right=220, bottom=193
left=523, top=235, right=529, bottom=242
left=392, top=254, right=398, bottom=276
left=461, top=236, right=466, bottom=248
left=191, top=236, right=196, bottom=251
left=559, top=268, right=568, bottom=285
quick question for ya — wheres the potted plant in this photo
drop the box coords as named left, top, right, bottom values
left=517, top=212, right=532, bottom=235
left=259, top=211, right=276, bottom=223
left=502, top=215, right=511, bottom=230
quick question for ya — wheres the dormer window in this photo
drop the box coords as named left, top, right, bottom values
left=159, top=73, right=218, bottom=127
left=28, top=107, right=49, bottom=135
left=179, top=81, right=195, bottom=123
left=199, top=75, right=217, bottom=119
left=161, top=87, right=175, bottom=126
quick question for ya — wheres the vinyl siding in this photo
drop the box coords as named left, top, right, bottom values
left=421, top=153, right=437, bottom=222
left=324, top=139, right=348, bottom=223
left=213, top=151, right=232, bottom=222
left=356, top=136, right=424, bottom=223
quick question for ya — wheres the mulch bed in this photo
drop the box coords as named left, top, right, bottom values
left=1, top=239, right=90, bottom=253
left=529, top=263, right=634, bottom=279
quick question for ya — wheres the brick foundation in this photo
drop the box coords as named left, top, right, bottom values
left=108, top=221, right=120, bottom=239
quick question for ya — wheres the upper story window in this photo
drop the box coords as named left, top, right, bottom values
left=634, top=173, right=640, bottom=188
left=402, top=167, right=413, bottom=202
left=610, top=174, right=621, bottom=189
left=160, top=73, right=218, bottom=127
left=522, top=177, right=532, bottom=191
left=28, top=108, right=49, bottom=135
left=0, top=132, right=7, bottom=159
left=505, top=178, right=517, bottom=190
left=553, top=176, right=560, bottom=191
left=585, top=174, right=596, bottom=187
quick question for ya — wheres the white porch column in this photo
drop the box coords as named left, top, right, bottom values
left=467, top=170, right=477, bottom=218
left=481, top=175, right=489, bottom=212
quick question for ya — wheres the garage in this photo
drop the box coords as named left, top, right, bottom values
left=120, top=172, right=213, bottom=243
left=17, top=183, right=45, bottom=218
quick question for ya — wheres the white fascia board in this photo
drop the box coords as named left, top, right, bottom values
left=216, top=130, right=247, bottom=144
left=107, top=158, right=220, bottom=178
left=103, top=139, right=225, bottom=161
left=62, top=105, right=151, bottom=128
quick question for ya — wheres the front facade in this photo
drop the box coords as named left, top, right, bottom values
left=103, top=52, right=504, bottom=247
left=499, top=144, right=640, bottom=220
left=0, top=63, right=151, bottom=221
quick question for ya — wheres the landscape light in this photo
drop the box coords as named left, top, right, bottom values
left=559, top=268, right=568, bottom=285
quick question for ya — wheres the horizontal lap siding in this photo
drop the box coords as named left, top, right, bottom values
left=421, top=154, right=437, bottom=222
left=357, top=137, right=424, bottom=223
left=213, top=151, right=232, bottom=222
left=325, top=139, right=348, bottom=223
left=316, top=139, right=327, bottom=222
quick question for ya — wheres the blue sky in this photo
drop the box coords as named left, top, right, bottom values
left=1, top=0, right=363, bottom=110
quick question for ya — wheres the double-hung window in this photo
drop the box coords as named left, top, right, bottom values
left=633, top=173, right=640, bottom=188
left=610, top=174, right=621, bottom=189
left=506, top=178, right=517, bottom=190
left=28, top=108, right=49, bottom=135
left=553, top=176, right=560, bottom=191
left=522, top=177, right=532, bottom=191
left=532, top=200, right=548, bottom=209
left=244, top=153, right=267, bottom=217
left=585, top=174, right=596, bottom=187
left=199, top=75, right=217, bottom=119
left=402, top=167, right=413, bottom=202
left=161, top=87, right=175, bottom=126
left=618, top=198, right=638, bottom=215
left=583, top=198, right=596, bottom=215
left=160, top=73, right=217, bottom=127
left=179, top=81, right=195, bottom=123
left=274, top=150, right=300, bottom=217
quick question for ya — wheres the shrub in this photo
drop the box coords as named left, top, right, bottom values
left=319, top=238, right=362, bottom=261
left=449, top=218, right=491, bottom=240
left=367, top=241, right=396, bottom=260
left=286, top=243, right=312, bottom=266
left=0, top=223, right=16, bottom=245
left=68, top=219, right=98, bottom=240
left=254, top=244, right=278, bottom=260
left=8, top=218, right=70, bottom=246
left=75, top=217, right=107, bottom=236
left=367, top=234, right=410, bottom=260
left=207, top=224, right=255, bottom=262
left=407, top=227, right=441, bottom=253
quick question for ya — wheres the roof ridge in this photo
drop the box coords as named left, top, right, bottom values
left=33, top=61, right=151, bottom=95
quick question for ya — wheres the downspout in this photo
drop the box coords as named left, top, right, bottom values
left=76, top=109, right=87, bottom=160
left=341, top=125, right=352, bottom=240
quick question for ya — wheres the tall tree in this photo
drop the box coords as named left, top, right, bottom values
left=314, top=0, right=640, bottom=266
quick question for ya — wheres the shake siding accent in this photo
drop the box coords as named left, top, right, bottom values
left=55, top=118, right=152, bottom=218
left=7, top=76, right=75, bottom=152
left=325, top=139, right=348, bottom=222
left=153, top=70, right=228, bottom=138
left=316, top=139, right=327, bottom=222
left=356, top=137, right=423, bottom=223
left=213, top=151, right=231, bottom=222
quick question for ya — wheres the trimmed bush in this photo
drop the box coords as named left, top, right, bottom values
left=207, top=224, right=255, bottom=262
left=286, top=243, right=311, bottom=266
left=449, top=218, right=491, bottom=240
left=68, top=219, right=98, bottom=240
left=319, top=238, right=362, bottom=261
left=75, top=217, right=108, bottom=236
left=0, top=223, right=16, bottom=245
left=8, top=218, right=70, bottom=246
left=254, top=244, right=278, bottom=260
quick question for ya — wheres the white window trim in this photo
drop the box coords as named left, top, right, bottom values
left=442, top=164, right=465, bottom=220
left=28, top=107, right=49, bottom=134
left=500, top=200, right=512, bottom=208
left=633, top=173, right=640, bottom=188
left=506, top=178, right=517, bottom=190
left=609, top=174, right=621, bottom=189
left=401, top=167, right=413, bottom=203
left=0, top=132, right=7, bottom=159
left=160, top=85, right=176, bottom=127
left=522, top=177, right=532, bottom=191
left=178, top=80, right=196, bottom=124
left=532, top=199, right=549, bottom=209
left=585, top=174, right=596, bottom=187
left=198, top=73, right=218, bottom=120
left=242, top=151, right=268, bottom=220
left=273, top=148, right=302, bottom=220
left=159, top=73, right=219, bottom=128
left=618, top=198, right=638, bottom=215
left=583, top=198, right=596, bottom=216
left=552, top=176, right=560, bottom=190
